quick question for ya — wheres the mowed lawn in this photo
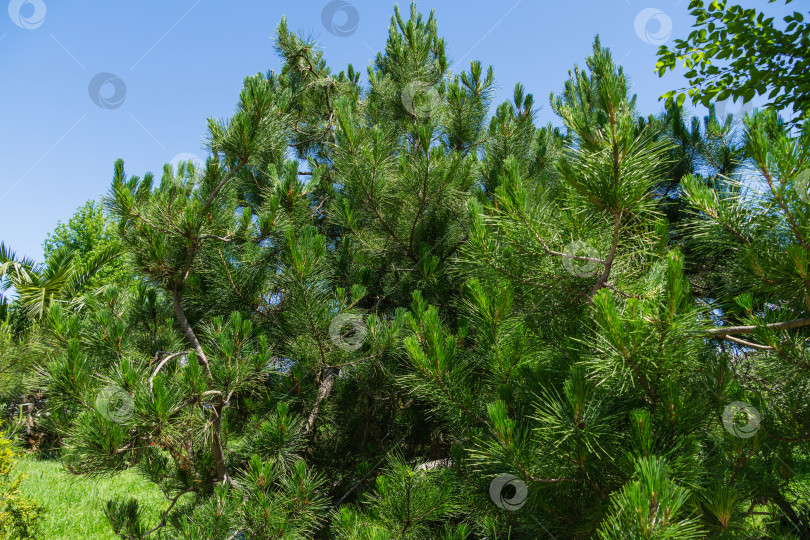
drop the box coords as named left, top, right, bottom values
left=16, top=455, right=168, bottom=539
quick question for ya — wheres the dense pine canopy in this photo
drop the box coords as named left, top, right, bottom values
left=1, top=2, right=810, bottom=538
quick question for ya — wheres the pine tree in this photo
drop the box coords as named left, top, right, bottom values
left=16, top=2, right=810, bottom=538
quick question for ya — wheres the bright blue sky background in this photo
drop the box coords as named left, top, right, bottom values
left=0, top=0, right=792, bottom=261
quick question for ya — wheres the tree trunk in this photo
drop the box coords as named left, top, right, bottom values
left=171, top=287, right=227, bottom=483
left=305, top=367, right=339, bottom=434
left=772, top=492, right=805, bottom=535
left=211, top=401, right=230, bottom=484
left=172, top=288, right=211, bottom=377
left=171, top=288, right=210, bottom=369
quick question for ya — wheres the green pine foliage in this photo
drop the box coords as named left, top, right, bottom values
left=1, top=2, right=809, bottom=538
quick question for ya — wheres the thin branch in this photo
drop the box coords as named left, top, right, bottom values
left=760, top=162, right=808, bottom=249
left=203, top=158, right=247, bottom=211
left=143, top=485, right=198, bottom=537
left=148, top=352, right=188, bottom=389
left=705, top=317, right=810, bottom=336
left=715, top=335, right=774, bottom=350
left=515, top=211, right=606, bottom=265
left=199, top=234, right=234, bottom=242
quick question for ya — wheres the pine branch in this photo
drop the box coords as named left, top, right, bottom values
left=148, top=352, right=188, bottom=389
left=705, top=317, right=810, bottom=336
left=142, top=485, right=198, bottom=537
left=758, top=161, right=807, bottom=250
left=203, top=158, right=247, bottom=211
left=590, top=211, right=622, bottom=300
left=514, top=209, right=606, bottom=265
left=717, top=335, right=773, bottom=350
left=305, top=367, right=338, bottom=434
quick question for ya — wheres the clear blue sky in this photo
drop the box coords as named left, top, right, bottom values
left=0, top=0, right=788, bottom=261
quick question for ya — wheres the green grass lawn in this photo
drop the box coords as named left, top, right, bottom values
left=16, top=455, right=168, bottom=539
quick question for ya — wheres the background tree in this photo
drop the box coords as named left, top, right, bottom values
left=0, top=242, right=119, bottom=321
left=43, top=200, right=131, bottom=293
left=657, top=0, right=810, bottom=126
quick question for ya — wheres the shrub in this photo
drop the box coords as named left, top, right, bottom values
left=0, top=426, right=44, bottom=539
